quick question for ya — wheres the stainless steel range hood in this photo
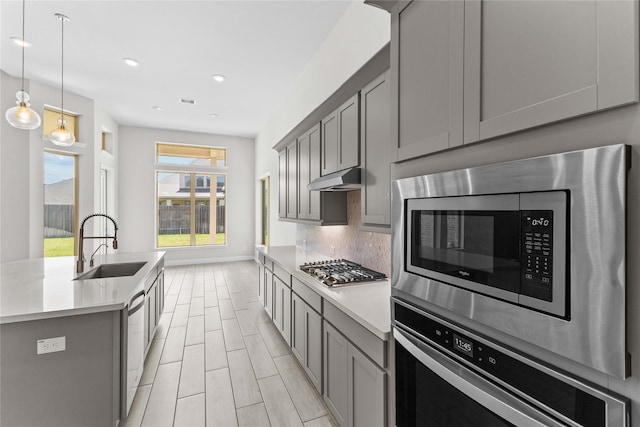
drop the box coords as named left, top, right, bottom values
left=308, top=167, right=361, bottom=191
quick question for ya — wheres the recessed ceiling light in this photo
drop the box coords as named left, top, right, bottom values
left=212, top=74, right=225, bottom=82
left=123, top=58, right=139, bottom=67
left=152, top=106, right=163, bottom=111
left=210, top=113, right=218, bottom=118
left=10, top=37, right=31, bottom=47
left=179, top=98, right=195, bottom=105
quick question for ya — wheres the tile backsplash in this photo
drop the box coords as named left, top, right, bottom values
left=296, top=190, right=391, bottom=277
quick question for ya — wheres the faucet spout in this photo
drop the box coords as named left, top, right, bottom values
left=77, top=213, right=119, bottom=273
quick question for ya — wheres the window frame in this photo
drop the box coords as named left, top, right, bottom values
left=155, top=141, right=228, bottom=249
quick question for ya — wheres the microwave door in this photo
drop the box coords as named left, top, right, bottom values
left=406, top=194, right=521, bottom=303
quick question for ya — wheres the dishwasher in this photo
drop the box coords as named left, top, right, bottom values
left=123, top=289, right=146, bottom=416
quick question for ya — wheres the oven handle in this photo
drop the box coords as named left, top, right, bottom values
left=394, top=327, right=570, bottom=427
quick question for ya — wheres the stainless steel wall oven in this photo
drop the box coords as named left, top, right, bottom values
left=392, top=299, right=630, bottom=427
left=392, top=144, right=629, bottom=379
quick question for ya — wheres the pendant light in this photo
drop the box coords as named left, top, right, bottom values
left=5, top=0, right=41, bottom=130
left=46, top=13, right=75, bottom=147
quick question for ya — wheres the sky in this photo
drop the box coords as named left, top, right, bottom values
left=44, top=151, right=74, bottom=184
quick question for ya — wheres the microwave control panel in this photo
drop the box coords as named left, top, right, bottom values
left=521, top=210, right=553, bottom=301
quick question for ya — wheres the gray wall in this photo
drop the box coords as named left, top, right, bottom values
left=392, top=102, right=640, bottom=422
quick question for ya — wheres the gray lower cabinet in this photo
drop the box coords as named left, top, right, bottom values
left=324, top=320, right=386, bottom=427
left=360, top=70, right=392, bottom=230
left=257, top=263, right=265, bottom=306
left=292, top=292, right=323, bottom=393
left=265, top=268, right=274, bottom=319
left=273, top=275, right=291, bottom=345
left=144, top=266, right=164, bottom=352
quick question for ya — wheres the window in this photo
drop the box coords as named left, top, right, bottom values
left=44, top=150, right=77, bottom=257
left=156, top=143, right=227, bottom=248
left=43, top=107, right=79, bottom=141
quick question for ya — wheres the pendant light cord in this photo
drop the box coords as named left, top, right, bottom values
left=20, top=0, right=25, bottom=92
left=60, top=15, right=65, bottom=122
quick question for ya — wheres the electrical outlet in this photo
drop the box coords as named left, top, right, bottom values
left=37, top=336, right=66, bottom=355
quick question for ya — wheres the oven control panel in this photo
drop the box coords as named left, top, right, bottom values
left=521, top=210, right=553, bottom=302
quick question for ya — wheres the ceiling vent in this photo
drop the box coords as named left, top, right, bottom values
left=179, top=98, right=196, bottom=105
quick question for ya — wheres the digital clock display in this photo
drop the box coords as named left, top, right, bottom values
left=453, top=334, right=474, bottom=358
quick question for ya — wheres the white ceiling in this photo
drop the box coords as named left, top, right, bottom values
left=0, top=1, right=353, bottom=138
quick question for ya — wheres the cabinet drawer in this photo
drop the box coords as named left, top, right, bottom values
left=273, top=263, right=291, bottom=287
left=258, top=252, right=266, bottom=265
left=324, top=302, right=386, bottom=368
left=292, top=277, right=322, bottom=313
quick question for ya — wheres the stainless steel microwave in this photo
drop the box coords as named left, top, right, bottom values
left=391, top=144, right=629, bottom=378
left=406, top=191, right=567, bottom=317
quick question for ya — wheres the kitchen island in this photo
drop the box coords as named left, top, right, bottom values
left=0, top=251, right=165, bottom=427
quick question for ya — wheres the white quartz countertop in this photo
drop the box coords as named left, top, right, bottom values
left=0, top=251, right=165, bottom=324
left=256, top=245, right=391, bottom=340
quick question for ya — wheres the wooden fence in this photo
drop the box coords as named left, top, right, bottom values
left=44, top=204, right=225, bottom=238
left=158, top=205, right=225, bottom=235
left=44, top=204, right=74, bottom=238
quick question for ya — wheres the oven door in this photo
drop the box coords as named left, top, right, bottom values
left=395, top=327, right=567, bottom=427
left=406, top=194, right=522, bottom=303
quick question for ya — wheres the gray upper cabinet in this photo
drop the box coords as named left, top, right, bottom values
left=297, top=124, right=321, bottom=221
left=464, top=0, right=639, bottom=143
left=321, top=110, right=339, bottom=176
left=337, top=94, right=360, bottom=171
left=286, top=140, right=297, bottom=219
left=278, top=149, right=287, bottom=218
left=391, top=0, right=464, bottom=161
left=322, top=94, right=360, bottom=175
left=361, top=71, right=392, bottom=230
left=391, top=0, right=638, bottom=158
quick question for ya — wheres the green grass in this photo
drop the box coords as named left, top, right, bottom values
left=158, top=233, right=226, bottom=247
left=44, top=237, right=74, bottom=257
left=44, top=233, right=225, bottom=256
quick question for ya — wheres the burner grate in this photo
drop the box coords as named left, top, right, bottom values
left=299, top=259, right=386, bottom=287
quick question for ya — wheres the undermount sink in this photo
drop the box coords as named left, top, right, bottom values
left=74, top=262, right=147, bottom=280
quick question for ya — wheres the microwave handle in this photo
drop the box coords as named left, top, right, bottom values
left=394, top=328, right=569, bottom=427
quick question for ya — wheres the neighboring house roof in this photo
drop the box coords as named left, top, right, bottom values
left=157, top=173, right=224, bottom=200
left=44, top=178, right=74, bottom=204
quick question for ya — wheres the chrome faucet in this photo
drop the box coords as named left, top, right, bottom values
left=77, top=213, right=118, bottom=273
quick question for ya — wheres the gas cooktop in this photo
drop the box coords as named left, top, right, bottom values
left=299, top=259, right=387, bottom=287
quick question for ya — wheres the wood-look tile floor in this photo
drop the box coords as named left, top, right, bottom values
left=122, top=261, right=338, bottom=427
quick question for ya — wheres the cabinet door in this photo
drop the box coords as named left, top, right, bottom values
left=464, top=0, right=639, bottom=143
left=297, top=132, right=310, bottom=220
left=305, top=305, right=323, bottom=393
left=337, top=94, right=360, bottom=171
left=324, top=321, right=348, bottom=427
left=347, top=344, right=385, bottom=427
left=361, top=71, right=391, bottom=229
left=273, top=277, right=291, bottom=345
left=321, top=110, right=339, bottom=176
left=291, top=293, right=305, bottom=363
left=307, top=124, right=321, bottom=221
left=286, top=141, right=298, bottom=219
left=278, top=150, right=287, bottom=219
left=392, top=0, right=464, bottom=161
left=265, top=269, right=274, bottom=319
left=258, top=264, right=265, bottom=306
left=297, top=125, right=321, bottom=221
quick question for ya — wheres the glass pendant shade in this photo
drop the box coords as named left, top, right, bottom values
left=45, top=117, right=75, bottom=146
left=5, top=90, right=41, bottom=129
left=5, top=0, right=41, bottom=131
